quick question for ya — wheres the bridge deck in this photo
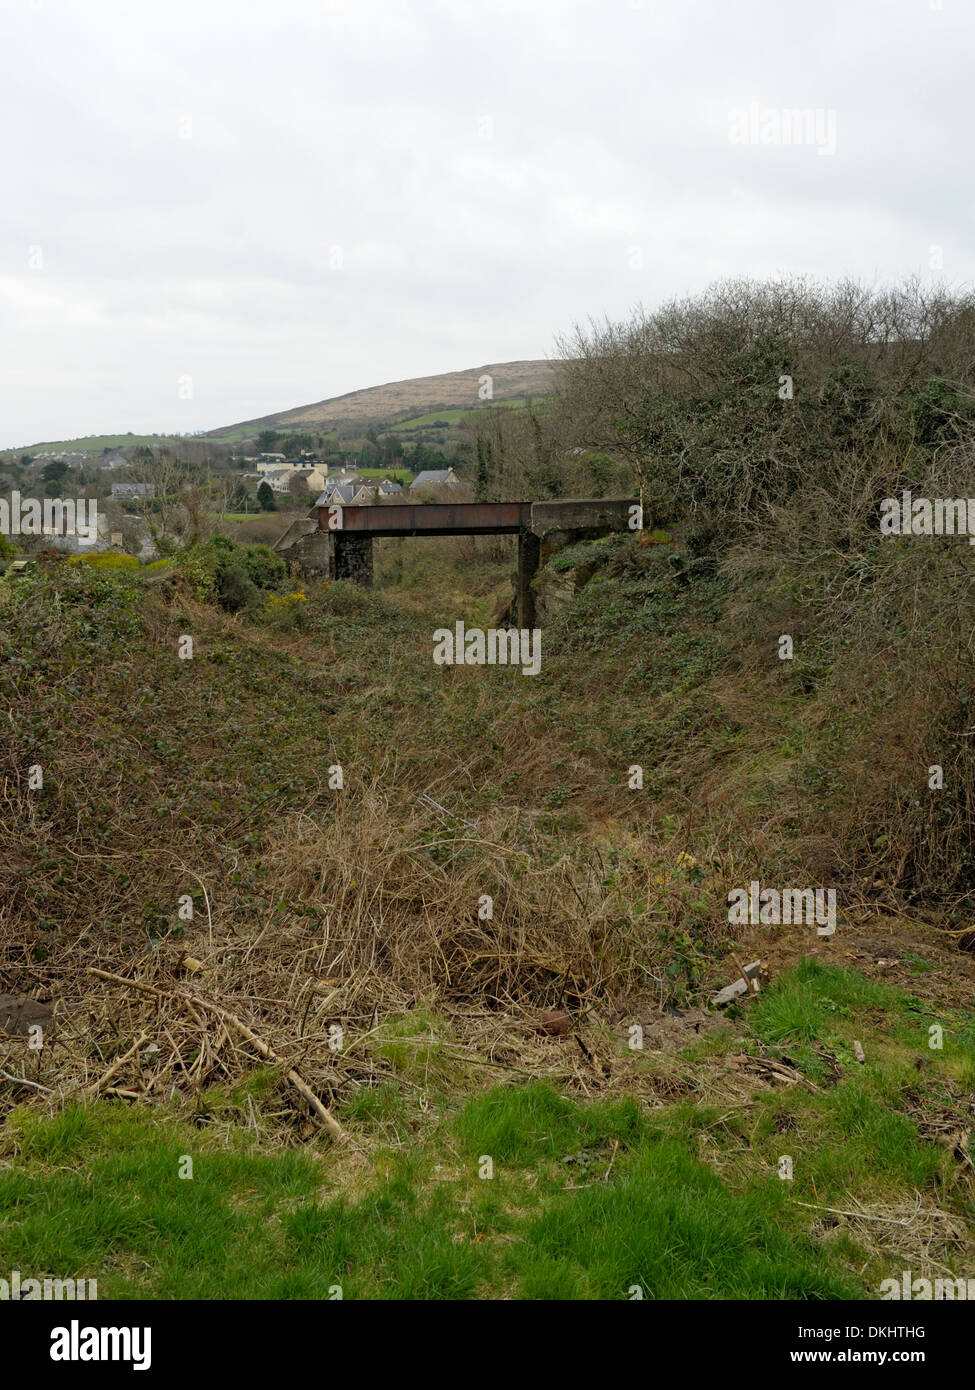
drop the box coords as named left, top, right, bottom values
left=316, top=498, right=635, bottom=538
left=319, top=502, right=532, bottom=537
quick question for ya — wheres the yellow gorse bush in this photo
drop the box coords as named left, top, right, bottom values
left=264, top=590, right=307, bottom=612
left=68, top=552, right=140, bottom=569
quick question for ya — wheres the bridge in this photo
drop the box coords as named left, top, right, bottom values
left=274, top=497, right=637, bottom=626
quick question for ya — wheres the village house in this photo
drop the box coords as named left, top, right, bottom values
left=110, top=482, right=156, bottom=500
left=264, top=465, right=328, bottom=494
left=409, top=467, right=462, bottom=494
left=313, top=475, right=402, bottom=507
left=315, top=482, right=372, bottom=506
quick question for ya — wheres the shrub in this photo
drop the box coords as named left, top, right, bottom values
left=556, top=276, right=975, bottom=530
left=240, top=544, right=286, bottom=590
left=170, top=537, right=284, bottom=608
left=216, top=561, right=259, bottom=613
left=173, top=544, right=218, bottom=602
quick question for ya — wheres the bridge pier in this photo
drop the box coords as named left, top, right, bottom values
left=334, top=533, right=373, bottom=587
left=516, top=530, right=540, bottom=628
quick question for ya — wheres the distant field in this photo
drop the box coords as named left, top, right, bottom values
left=15, top=433, right=188, bottom=454
left=204, top=424, right=261, bottom=444
left=206, top=425, right=342, bottom=446
left=393, top=398, right=538, bottom=431
left=354, top=468, right=413, bottom=483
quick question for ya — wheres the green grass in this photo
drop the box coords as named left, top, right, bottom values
left=0, top=1080, right=860, bottom=1300
left=353, top=468, right=413, bottom=483
left=393, top=409, right=473, bottom=429
left=510, top=1133, right=855, bottom=1300
left=2, top=961, right=972, bottom=1299
left=0, top=1106, right=334, bottom=1299
left=750, top=958, right=896, bottom=1047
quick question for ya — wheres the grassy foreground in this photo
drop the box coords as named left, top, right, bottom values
left=1, top=959, right=972, bottom=1300
left=2, top=494, right=974, bottom=1300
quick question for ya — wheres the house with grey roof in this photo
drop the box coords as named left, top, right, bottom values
left=110, top=482, right=155, bottom=500
left=314, top=480, right=380, bottom=506
left=409, top=467, right=462, bottom=493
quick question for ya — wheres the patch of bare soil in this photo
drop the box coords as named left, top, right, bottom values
left=727, top=916, right=975, bottom=1013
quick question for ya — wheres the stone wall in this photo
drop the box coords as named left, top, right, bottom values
left=274, top=516, right=335, bottom=579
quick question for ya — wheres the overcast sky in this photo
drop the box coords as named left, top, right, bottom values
left=1, top=0, right=971, bottom=448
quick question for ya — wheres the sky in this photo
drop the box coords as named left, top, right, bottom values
left=1, top=0, right=972, bottom=448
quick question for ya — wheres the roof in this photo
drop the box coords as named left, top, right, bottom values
left=110, top=482, right=155, bottom=497
left=314, top=484, right=357, bottom=505
left=313, top=481, right=384, bottom=506
left=410, top=469, right=458, bottom=490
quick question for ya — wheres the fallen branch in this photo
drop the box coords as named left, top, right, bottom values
left=84, top=1031, right=150, bottom=1095
left=0, top=1070, right=55, bottom=1094
left=794, top=1200, right=912, bottom=1227
left=196, top=998, right=348, bottom=1144
left=87, top=968, right=171, bottom=999
left=86, top=967, right=349, bottom=1144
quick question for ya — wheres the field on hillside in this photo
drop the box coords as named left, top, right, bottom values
left=13, top=363, right=554, bottom=456
left=1, top=519, right=974, bottom=1300
left=392, top=398, right=543, bottom=431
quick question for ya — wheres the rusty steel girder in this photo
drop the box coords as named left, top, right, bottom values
left=318, top=502, right=532, bottom=537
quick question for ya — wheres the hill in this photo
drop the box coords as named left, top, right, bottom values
left=11, top=360, right=558, bottom=456
left=206, top=359, right=558, bottom=439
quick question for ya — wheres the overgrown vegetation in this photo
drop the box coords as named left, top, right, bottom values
left=3, top=276, right=975, bottom=1299
left=467, top=277, right=975, bottom=906
left=2, top=959, right=972, bottom=1298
